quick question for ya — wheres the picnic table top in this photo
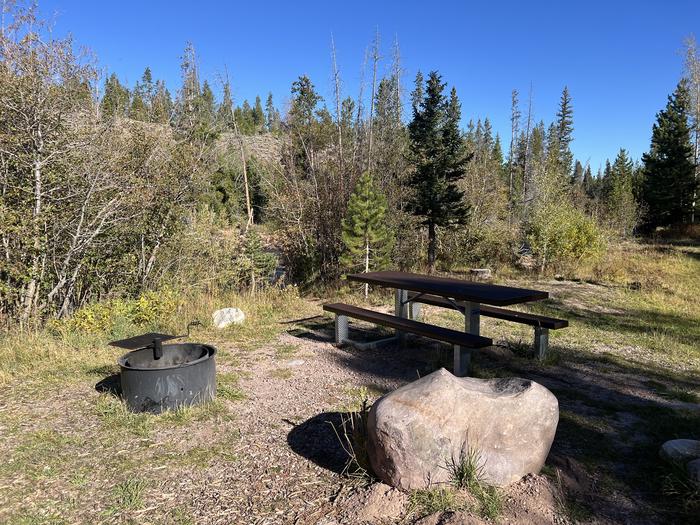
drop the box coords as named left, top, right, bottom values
left=346, top=271, right=548, bottom=306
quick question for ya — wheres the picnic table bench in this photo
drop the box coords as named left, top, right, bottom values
left=323, top=271, right=568, bottom=376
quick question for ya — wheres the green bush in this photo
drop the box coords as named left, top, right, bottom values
left=52, top=288, right=181, bottom=336
left=527, top=201, right=606, bottom=274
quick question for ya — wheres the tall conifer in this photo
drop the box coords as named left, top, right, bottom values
left=408, top=72, right=469, bottom=272
left=642, top=81, right=696, bottom=227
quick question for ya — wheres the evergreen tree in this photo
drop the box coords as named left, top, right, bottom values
left=572, top=160, right=584, bottom=186
left=265, top=92, right=280, bottom=132
left=252, top=95, right=265, bottom=131
left=130, top=91, right=147, bottom=121
left=217, top=81, right=235, bottom=130
left=100, top=73, right=130, bottom=119
left=340, top=172, right=393, bottom=297
left=151, top=80, right=172, bottom=124
left=130, top=67, right=155, bottom=121
left=235, top=100, right=255, bottom=134
left=604, top=148, right=638, bottom=235
left=583, top=165, right=594, bottom=197
left=555, top=86, right=574, bottom=175
left=200, top=80, right=216, bottom=125
left=642, top=80, right=697, bottom=227
left=408, top=72, right=469, bottom=272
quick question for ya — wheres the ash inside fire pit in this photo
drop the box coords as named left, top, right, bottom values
left=112, top=332, right=216, bottom=414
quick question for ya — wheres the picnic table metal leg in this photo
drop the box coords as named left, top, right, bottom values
left=394, top=288, right=408, bottom=347
left=465, top=302, right=481, bottom=336
left=454, top=346, right=471, bottom=377
left=335, top=314, right=348, bottom=344
left=453, top=301, right=481, bottom=377
left=534, top=326, right=549, bottom=360
left=408, top=301, right=421, bottom=320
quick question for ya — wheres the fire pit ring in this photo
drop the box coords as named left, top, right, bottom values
left=111, top=331, right=216, bottom=414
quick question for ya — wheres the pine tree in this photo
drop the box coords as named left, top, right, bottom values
left=151, top=80, right=172, bottom=124
left=340, top=172, right=393, bottom=298
left=265, top=92, right=280, bottom=132
left=130, top=91, right=147, bottom=121
left=217, top=81, right=235, bottom=130
left=571, top=160, right=584, bottom=186
left=583, top=165, right=594, bottom=197
left=252, top=95, right=265, bottom=132
left=642, top=80, right=697, bottom=227
left=555, top=86, right=574, bottom=176
left=200, top=80, right=215, bottom=125
left=604, top=148, right=638, bottom=235
left=100, top=73, right=130, bottom=119
left=408, top=72, right=469, bottom=272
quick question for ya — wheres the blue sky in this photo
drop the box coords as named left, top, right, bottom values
left=37, top=0, right=699, bottom=172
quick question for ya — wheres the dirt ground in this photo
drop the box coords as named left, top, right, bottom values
left=1, top=278, right=699, bottom=524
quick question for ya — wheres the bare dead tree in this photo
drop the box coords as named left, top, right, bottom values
left=684, top=35, right=700, bottom=223
left=508, top=89, right=520, bottom=224
left=367, top=29, right=380, bottom=173
left=330, top=34, right=344, bottom=188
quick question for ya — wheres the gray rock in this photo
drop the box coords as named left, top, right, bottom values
left=687, top=458, right=700, bottom=485
left=659, top=439, right=700, bottom=464
left=212, top=307, right=245, bottom=329
left=367, top=368, right=559, bottom=489
left=287, top=359, right=305, bottom=367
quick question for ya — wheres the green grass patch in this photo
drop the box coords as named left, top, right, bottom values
left=447, top=448, right=502, bottom=520
left=105, top=477, right=148, bottom=515
left=216, top=372, right=246, bottom=401
left=409, top=487, right=465, bottom=516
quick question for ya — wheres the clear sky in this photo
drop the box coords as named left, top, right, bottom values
left=37, top=0, right=700, bottom=172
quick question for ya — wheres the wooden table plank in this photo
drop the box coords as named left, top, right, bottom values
left=347, top=271, right=548, bottom=306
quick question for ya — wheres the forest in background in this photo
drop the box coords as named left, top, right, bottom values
left=0, top=1, right=698, bottom=326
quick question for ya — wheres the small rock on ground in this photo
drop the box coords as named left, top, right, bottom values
left=212, top=307, right=245, bottom=329
left=659, top=439, right=700, bottom=463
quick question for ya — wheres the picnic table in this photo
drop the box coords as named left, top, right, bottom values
left=323, top=271, right=566, bottom=376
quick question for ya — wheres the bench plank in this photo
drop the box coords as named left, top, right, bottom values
left=323, top=303, right=492, bottom=348
left=407, top=293, right=568, bottom=330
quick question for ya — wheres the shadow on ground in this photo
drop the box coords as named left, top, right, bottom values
left=287, top=411, right=351, bottom=475
left=94, top=372, right=122, bottom=397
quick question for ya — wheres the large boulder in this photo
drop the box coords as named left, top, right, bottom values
left=367, top=368, right=559, bottom=489
left=212, top=307, right=245, bottom=329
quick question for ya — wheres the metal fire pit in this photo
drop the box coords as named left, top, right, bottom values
left=110, top=329, right=216, bottom=414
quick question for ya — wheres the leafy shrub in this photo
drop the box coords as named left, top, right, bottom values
left=438, top=222, right=517, bottom=270
left=527, top=201, right=606, bottom=274
left=53, top=288, right=181, bottom=336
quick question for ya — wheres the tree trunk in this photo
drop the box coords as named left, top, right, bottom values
left=21, top=158, right=43, bottom=321
left=232, top=118, right=254, bottom=230
left=427, top=221, right=437, bottom=274
left=364, top=238, right=370, bottom=299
